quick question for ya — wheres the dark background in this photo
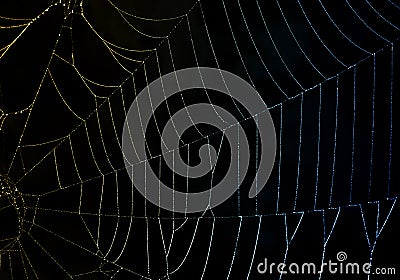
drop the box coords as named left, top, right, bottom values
left=0, top=0, right=399, bottom=279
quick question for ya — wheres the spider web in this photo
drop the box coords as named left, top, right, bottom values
left=0, top=0, right=399, bottom=279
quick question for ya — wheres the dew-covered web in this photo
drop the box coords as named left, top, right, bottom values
left=0, top=0, right=399, bottom=279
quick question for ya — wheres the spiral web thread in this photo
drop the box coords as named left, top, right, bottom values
left=0, top=0, right=399, bottom=279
